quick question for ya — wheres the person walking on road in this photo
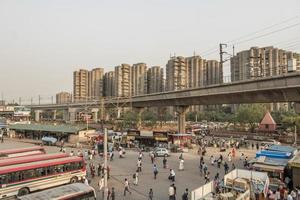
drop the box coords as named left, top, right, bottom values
left=133, top=170, right=139, bottom=186
left=182, top=188, right=189, bottom=200
left=224, top=162, right=229, bottom=174
left=150, top=152, right=155, bottom=164
left=111, top=187, right=115, bottom=200
left=123, top=178, right=131, bottom=196
left=163, top=156, right=168, bottom=168
left=169, top=169, right=176, bottom=182
left=98, top=176, right=104, bottom=198
left=179, top=159, right=184, bottom=171
left=169, top=184, right=176, bottom=200
left=148, top=188, right=154, bottom=200
left=137, top=159, right=142, bottom=172
left=153, top=164, right=158, bottom=179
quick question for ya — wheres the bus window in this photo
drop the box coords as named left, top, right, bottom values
left=0, top=175, right=7, bottom=185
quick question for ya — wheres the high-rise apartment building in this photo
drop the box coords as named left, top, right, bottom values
left=166, top=56, right=188, bottom=91
left=230, top=46, right=300, bottom=111
left=89, top=68, right=104, bottom=100
left=115, top=64, right=131, bottom=97
left=73, top=68, right=104, bottom=102
left=147, top=66, right=164, bottom=93
left=186, top=56, right=206, bottom=88
left=131, top=63, right=147, bottom=96
left=206, top=60, right=222, bottom=85
left=230, top=46, right=300, bottom=82
left=73, top=69, right=89, bottom=102
left=56, top=92, right=72, bottom=104
left=104, top=71, right=115, bottom=97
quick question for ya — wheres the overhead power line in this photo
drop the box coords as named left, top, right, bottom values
left=233, top=22, right=300, bottom=46
left=198, top=14, right=300, bottom=56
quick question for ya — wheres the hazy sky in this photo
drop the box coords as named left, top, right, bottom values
left=0, top=0, right=300, bottom=104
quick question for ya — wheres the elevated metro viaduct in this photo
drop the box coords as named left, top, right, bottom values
left=28, top=72, right=300, bottom=133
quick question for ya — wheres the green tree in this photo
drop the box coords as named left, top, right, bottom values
left=122, top=111, right=138, bottom=128
left=142, top=110, right=158, bottom=127
left=235, top=104, right=266, bottom=132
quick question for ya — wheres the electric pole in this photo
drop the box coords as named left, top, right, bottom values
left=219, top=43, right=227, bottom=82
left=103, top=128, right=108, bottom=200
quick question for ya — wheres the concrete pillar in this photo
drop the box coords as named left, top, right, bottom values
left=52, top=110, right=57, bottom=121
left=135, top=107, right=144, bottom=129
left=68, top=108, right=77, bottom=124
left=34, top=110, right=42, bottom=122
left=175, top=106, right=188, bottom=134
left=91, top=108, right=99, bottom=123
left=295, top=102, right=300, bottom=114
left=63, top=109, right=69, bottom=122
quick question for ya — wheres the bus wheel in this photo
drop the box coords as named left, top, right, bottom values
left=70, top=176, right=78, bottom=183
left=18, top=187, right=30, bottom=196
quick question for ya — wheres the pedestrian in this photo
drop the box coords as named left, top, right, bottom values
left=89, top=163, right=95, bottom=178
left=240, top=153, right=244, bottom=161
left=199, top=162, right=203, bottom=176
left=163, top=156, right=168, bottom=168
left=169, top=184, right=175, bottom=200
left=182, top=188, right=188, bottom=200
left=150, top=152, right=155, bottom=164
left=97, top=163, right=102, bottom=177
left=224, top=162, right=229, bottom=174
left=179, top=159, right=184, bottom=171
left=110, top=151, right=114, bottom=161
left=203, top=163, right=208, bottom=175
left=119, top=148, right=124, bottom=158
left=123, top=178, right=131, bottom=196
left=98, top=176, right=104, bottom=197
left=274, top=188, right=280, bottom=200
left=228, top=153, right=232, bottom=162
left=169, top=169, right=176, bottom=182
left=133, top=170, right=139, bottom=185
left=137, top=159, right=142, bottom=172
left=232, top=148, right=236, bottom=158
left=107, top=165, right=110, bottom=179
left=111, top=187, right=115, bottom=200
left=214, top=173, right=219, bottom=181
left=139, top=151, right=143, bottom=160
left=251, top=143, right=254, bottom=150
left=231, top=163, right=236, bottom=170
left=204, top=172, right=210, bottom=183
left=148, top=188, right=154, bottom=200
left=210, top=155, right=215, bottom=166
left=179, top=153, right=183, bottom=160
left=153, top=164, right=158, bottom=179
left=256, top=143, right=259, bottom=150
left=70, top=150, right=74, bottom=156
left=217, top=158, right=221, bottom=168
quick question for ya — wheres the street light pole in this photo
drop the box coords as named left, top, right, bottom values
left=103, top=128, right=108, bottom=199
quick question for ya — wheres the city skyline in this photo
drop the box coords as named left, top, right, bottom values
left=1, top=0, right=300, bottom=102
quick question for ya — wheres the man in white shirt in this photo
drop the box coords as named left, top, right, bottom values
left=169, top=184, right=175, bottom=200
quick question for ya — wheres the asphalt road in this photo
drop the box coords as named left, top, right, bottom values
left=0, top=139, right=257, bottom=200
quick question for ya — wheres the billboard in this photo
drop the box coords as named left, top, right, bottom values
left=14, top=106, right=31, bottom=117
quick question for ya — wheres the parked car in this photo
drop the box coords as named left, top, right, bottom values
left=150, top=147, right=170, bottom=157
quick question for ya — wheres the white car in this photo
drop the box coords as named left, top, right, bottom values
left=151, top=148, right=169, bottom=157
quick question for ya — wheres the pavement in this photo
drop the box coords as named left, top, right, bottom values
left=0, top=138, right=258, bottom=200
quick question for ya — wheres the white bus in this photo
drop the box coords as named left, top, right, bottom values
left=17, top=183, right=96, bottom=200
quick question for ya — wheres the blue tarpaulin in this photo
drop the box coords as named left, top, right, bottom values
left=256, top=150, right=292, bottom=159
left=266, top=145, right=297, bottom=155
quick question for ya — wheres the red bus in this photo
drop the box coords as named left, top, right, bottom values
left=0, top=156, right=86, bottom=198
left=0, top=146, right=46, bottom=159
left=0, top=153, right=68, bottom=167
